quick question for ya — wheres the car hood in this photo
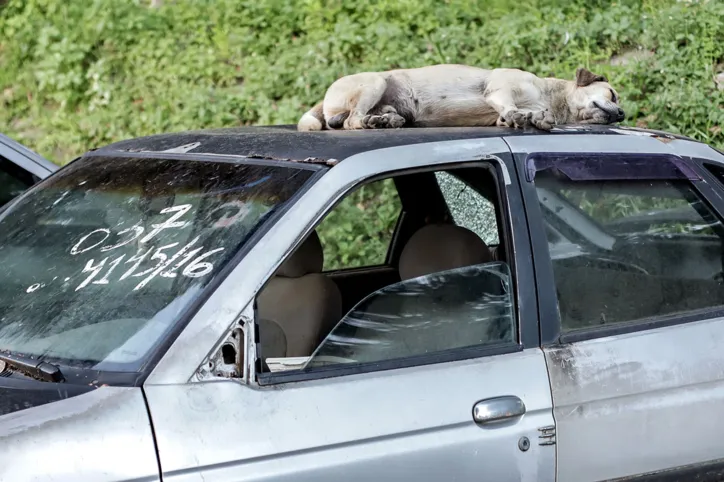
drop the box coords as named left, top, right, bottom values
left=0, top=375, right=94, bottom=417
left=0, top=384, right=160, bottom=481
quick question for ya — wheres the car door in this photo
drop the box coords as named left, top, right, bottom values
left=0, top=133, right=57, bottom=208
left=143, top=139, right=556, bottom=482
left=510, top=134, right=724, bottom=481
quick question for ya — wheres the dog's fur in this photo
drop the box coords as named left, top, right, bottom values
left=297, top=65, right=624, bottom=132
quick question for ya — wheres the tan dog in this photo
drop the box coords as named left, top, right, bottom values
left=297, top=65, right=624, bottom=132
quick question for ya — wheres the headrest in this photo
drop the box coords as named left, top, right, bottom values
left=399, top=224, right=492, bottom=281
left=275, top=230, right=324, bottom=278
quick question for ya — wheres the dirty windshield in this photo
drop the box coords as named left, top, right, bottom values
left=0, top=155, right=314, bottom=372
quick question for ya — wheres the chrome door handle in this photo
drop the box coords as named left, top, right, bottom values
left=472, top=396, right=526, bottom=425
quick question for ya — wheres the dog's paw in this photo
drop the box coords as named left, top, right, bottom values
left=362, top=113, right=406, bottom=129
left=501, top=110, right=533, bottom=129
left=530, top=110, right=556, bottom=131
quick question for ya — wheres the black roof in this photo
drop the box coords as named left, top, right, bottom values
left=94, top=124, right=696, bottom=163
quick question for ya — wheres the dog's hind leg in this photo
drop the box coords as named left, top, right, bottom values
left=326, top=73, right=389, bottom=130
left=362, top=105, right=406, bottom=129
left=297, top=101, right=327, bottom=131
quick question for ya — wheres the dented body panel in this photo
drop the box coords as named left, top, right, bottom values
left=544, top=318, right=724, bottom=481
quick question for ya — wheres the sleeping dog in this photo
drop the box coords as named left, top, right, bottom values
left=297, top=65, right=624, bottom=132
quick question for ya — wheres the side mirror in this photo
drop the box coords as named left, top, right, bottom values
left=305, top=261, right=515, bottom=369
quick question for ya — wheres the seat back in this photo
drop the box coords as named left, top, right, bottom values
left=350, top=223, right=499, bottom=359
left=257, top=231, right=342, bottom=357
left=399, top=223, right=492, bottom=280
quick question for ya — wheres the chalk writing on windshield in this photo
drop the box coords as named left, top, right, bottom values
left=21, top=203, right=229, bottom=294
left=68, top=203, right=225, bottom=292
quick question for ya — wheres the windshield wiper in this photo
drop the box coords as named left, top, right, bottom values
left=0, top=352, right=65, bottom=383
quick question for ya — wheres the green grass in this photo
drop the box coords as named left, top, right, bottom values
left=1, top=0, right=722, bottom=268
left=1, top=0, right=722, bottom=163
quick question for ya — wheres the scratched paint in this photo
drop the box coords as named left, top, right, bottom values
left=545, top=317, right=724, bottom=481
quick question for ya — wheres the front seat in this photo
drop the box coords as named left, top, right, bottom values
left=370, top=223, right=502, bottom=358
left=256, top=230, right=342, bottom=358
left=398, top=223, right=492, bottom=280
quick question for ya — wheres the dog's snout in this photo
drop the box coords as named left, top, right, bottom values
left=614, top=107, right=625, bottom=122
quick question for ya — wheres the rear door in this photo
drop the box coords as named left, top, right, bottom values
left=143, top=139, right=557, bottom=482
left=511, top=134, right=724, bottom=481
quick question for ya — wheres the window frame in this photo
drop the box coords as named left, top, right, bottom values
left=254, top=156, right=535, bottom=387
left=519, top=151, right=724, bottom=346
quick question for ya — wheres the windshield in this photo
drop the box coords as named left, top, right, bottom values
left=0, top=155, right=315, bottom=373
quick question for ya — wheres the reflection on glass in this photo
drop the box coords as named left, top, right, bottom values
left=305, top=261, right=515, bottom=369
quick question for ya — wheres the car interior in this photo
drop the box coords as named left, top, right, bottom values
left=536, top=173, right=724, bottom=332
left=254, top=165, right=510, bottom=371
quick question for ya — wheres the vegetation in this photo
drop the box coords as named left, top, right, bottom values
left=1, top=0, right=723, bottom=268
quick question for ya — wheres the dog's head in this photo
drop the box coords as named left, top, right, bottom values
left=569, top=68, right=625, bottom=125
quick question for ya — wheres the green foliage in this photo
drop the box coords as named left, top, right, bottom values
left=1, top=0, right=722, bottom=267
left=1, top=0, right=722, bottom=163
left=316, top=179, right=401, bottom=271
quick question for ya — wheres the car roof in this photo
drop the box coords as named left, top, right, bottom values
left=93, top=124, right=697, bottom=164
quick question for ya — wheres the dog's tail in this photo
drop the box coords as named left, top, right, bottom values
left=297, top=101, right=326, bottom=131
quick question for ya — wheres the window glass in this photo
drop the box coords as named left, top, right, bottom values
left=0, top=157, right=36, bottom=208
left=305, top=262, right=515, bottom=369
left=0, top=156, right=314, bottom=372
left=536, top=173, right=724, bottom=332
left=435, top=171, right=499, bottom=245
left=316, top=178, right=402, bottom=271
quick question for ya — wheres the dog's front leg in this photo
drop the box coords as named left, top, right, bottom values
left=485, top=90, right=532, bottom=129
left=486, top=89, right=556, bottom=131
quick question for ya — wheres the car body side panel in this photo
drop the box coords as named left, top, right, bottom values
left=0, top=387, right=160, bottom=482
left=144, top=348, right=555, bottom=482
left=544, top=317, right=724, bottom=481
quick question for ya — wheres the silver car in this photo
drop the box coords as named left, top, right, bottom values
left=2, top=124, right=724, bottom=482
left=0, top=132, right=57, bottom=207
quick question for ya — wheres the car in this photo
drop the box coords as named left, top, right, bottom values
left=1, top=123, right=724, bottom=482
left=0, top=133, right=57, bottom=208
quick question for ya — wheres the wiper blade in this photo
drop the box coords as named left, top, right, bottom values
left=0, top=352, right=65, bottom=383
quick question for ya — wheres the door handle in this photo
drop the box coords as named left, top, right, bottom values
left=472, top=396, right=526, bottom=425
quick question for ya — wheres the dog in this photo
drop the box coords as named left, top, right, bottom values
left=297, top=65, right=624, bottom=132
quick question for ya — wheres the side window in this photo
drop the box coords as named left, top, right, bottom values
left=0, top=157, right=37, bottom=208
left=257, top=165, right=516, bottom=376
left=535, top=171, right=724, bottom=332
left=315, top=178, right=402, bottom=271
left=434, top=171, right=499, bottom=245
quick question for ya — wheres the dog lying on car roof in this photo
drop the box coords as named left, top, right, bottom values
left=297, top=65, right=624, bottom=132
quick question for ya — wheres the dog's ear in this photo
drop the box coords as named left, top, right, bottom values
left=575, top=67, right=608, bottom=87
